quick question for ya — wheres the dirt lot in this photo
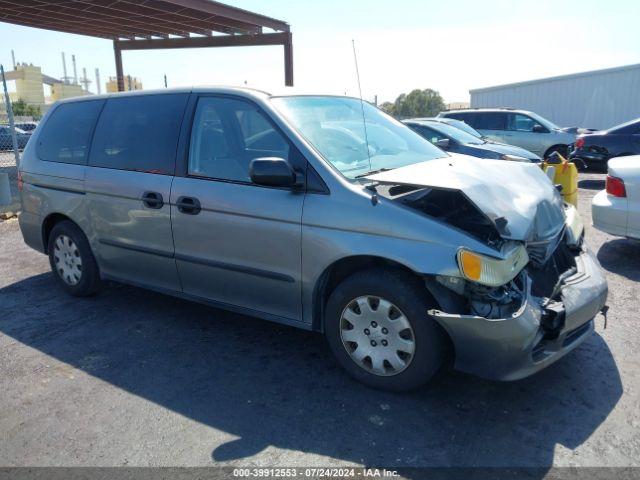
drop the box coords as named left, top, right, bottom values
left=1, top=171, right=639, bottom=470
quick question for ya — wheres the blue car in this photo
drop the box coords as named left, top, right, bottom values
left=404, top=118, right=541, bottom=163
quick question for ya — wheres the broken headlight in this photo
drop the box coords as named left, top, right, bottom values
left=457, top=244, right=529, bottom=287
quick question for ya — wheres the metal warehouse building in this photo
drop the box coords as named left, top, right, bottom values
left=470, top=64, right=640, bottom=130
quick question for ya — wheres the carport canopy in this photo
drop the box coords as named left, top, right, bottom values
left=0, top=0, right=293, bottom=90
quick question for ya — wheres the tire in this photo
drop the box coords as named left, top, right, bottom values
left=544, top=145, right=569, bottom=160
left=47, top=220, right=102, bottom=296
left=324, top=268, right=447, bottom=391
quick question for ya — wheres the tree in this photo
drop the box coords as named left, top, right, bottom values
left=11, top=99, right=42, bottom=120
left=379, top=101, right=395, bottom=115
left=382, top=89, right=445, bottom=119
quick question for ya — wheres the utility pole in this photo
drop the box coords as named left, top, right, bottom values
left=164, top=74, right=167, bottom=88
left=11, top=50, right=16, bottom=70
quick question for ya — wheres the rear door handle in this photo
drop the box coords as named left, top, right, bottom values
left=176, top=196, right=201, bottom=215
left=141, top=191, right=164, bottom=209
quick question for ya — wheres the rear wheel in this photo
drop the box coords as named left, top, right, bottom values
left=48, top=220, right=101, bottom=296
left=324, top=268, right=447, bottom=391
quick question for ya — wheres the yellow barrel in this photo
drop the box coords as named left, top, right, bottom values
left=543, top=155, right=578, bottom=207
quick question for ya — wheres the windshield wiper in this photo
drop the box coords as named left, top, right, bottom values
left=355, top=167, right=392, bottom=178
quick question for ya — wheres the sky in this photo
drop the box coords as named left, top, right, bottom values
left=1, top=0, right=639, bottom=104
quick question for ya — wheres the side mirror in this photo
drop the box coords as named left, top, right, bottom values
left=435, top=138, right=450, bottom=149
left=532, top=124, right=547, bottom=133
left=250, top=157, right=302, bottom=188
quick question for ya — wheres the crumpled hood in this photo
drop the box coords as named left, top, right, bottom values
left=367, top=153, right=565, bottom=241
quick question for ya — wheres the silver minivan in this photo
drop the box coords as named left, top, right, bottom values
left=18, top=88, right=608, bottom=391
left=438, top=108, right=575, bottom=159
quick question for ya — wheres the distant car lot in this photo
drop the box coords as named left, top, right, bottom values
left=1, top=170, right=639, bottom=468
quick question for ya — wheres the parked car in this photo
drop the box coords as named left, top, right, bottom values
left=592, top=155, right=640, bottom=239
left=416, top=117, right=488, bottom=140
left=571, top=118, right=640, bottom=171
left=18, top=88, right=607, bottom=391
left=0, top=125, right=30, bottom=151
left=403, top=118, right=541, bottom=163
left=14, top=121, right=39, bottom=133
left=438, top=108, right=575, bottom=159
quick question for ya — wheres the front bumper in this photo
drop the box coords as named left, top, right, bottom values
left=430, top=248, right=608, bottom=381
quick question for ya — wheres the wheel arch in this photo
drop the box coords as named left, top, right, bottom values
left=311, top=255, right=454, bottom=332
left=42, top=212, right=76, bottom=252
left=544, top=144, right=569, bottom=159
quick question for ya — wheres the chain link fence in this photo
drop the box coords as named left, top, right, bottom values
left=1, top=64, right=26, bottom=218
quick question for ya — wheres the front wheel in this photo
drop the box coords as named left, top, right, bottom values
left=544, top=145, right=569, bottom=160
left=324, top=268, right=447, bottom=391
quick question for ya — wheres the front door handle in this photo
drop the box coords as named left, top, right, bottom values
left=141, top=191, right=164, bottom=209
left=176, top=196, right=201, bottom=215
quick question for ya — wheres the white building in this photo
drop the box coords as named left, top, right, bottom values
left=470, top=64, right=640, bottom=130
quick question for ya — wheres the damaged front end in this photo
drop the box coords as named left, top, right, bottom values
left=370, top=159, right=608, bottom=381
left=423, top=218, right=607, bottom=381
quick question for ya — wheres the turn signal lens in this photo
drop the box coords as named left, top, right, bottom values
left=457, top=245, right=529, bottom=287
left=606, top=175, right=626, bottom=198
left=458, top=250, right=482, bottom=281
left=575, top=137, right=585, bottom=149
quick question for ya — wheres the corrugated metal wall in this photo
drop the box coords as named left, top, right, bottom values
left=470, top=64, right=640, bottom=130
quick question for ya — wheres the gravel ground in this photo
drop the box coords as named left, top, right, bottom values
left=0, top=172, right=639, bottom=470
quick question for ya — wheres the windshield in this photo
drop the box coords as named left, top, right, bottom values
left=271, top=96, right=447, bottom=179
left=440, top=119, right=483, bottom=139
left=424, top=122, right=484, bottom=145
left=528, top=111, right=560, bottom=130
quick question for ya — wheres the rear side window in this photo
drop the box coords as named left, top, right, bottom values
left=446, top=112, right=479, bottom=127
left=37, top=100, right=104, bottom=165
left=474, top=112, right=507, bottom=130
left=89, top=94, right=188, bottom=174
left=444, top=112, right=468, bottom=121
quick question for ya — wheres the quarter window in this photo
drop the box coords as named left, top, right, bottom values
left=89, top=94, right=188, bottom=174
left=188, top=97, right=290, bottom=182
left=37, top=100, right=104, bottom=165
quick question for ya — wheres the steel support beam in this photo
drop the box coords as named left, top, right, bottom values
left=114, top=32, right=294, bottom=86
left=114, top=32, right=289, bottom=50
left=284, top=32, right=293, bottom=87
left=113, top=42, right=124, bottom=92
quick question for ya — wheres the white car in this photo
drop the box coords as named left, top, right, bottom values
left=592, top=155, right=640, bottom=239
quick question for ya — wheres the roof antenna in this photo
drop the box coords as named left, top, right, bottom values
left=352, top=39, right=371, bottom=173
